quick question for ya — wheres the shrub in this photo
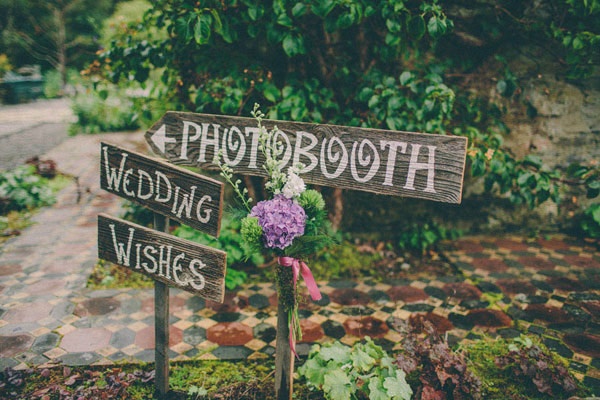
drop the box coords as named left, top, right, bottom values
left=299, top=337, right=412, bottom=400
left=0, top=165, right=55, bottom=214
left=69, top=86, right=140, bottom=135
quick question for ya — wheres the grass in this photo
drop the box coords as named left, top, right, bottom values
left=0, top=359, right=324, bottom=399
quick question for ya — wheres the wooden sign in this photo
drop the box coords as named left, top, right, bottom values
left=97, top=214, right=227, bottom=302
left=145, top=112, right=468, bottom=203
left=100, top=142, right=224, bottom=237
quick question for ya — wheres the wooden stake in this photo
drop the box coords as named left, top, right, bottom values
left=275, top=266, right=294, bottom=400
left=154, top=213, right=170, bottom=398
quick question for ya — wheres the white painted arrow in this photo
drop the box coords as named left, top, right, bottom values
left=150, top=124, right=176, bottom=153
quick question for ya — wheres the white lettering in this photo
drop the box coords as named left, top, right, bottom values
left=142, top=245, right=158, bottom=273
left=222, top=126, right=246, bottom=166
left=108, top=224, right=134, bottom=266
left=350, top=139, right=380, bottom=183
left=172, top=253, right=186, bottom=285
left=199, top=123, right=219, bottom=163
left=136, top=169, right=154, bottom=200
left=404, top=144, right=436, bottom=193
left=320, top=137, right=349, bottom=179
left=102, top=147, right=127, bottom=191
left=196, top=195, right=212, bottom=223
left=189, top=259, right=206, bottom=290
left=293, top=131, right=319, bottom=172
left=158, top=245, right=172, bottom=279
left=173, top=186, right=197, bottom=219
left=245, top=127, right=261, bottom=168
left=380, top=141, right=408, bottom=186
left=122, top=168, right=135, bottom=197
left=134, top=243, right=142, bottom=269
left=180, top=121, right=204, bottom=160
left=273, top=130, right=292, bottom=169
left=154, top=171, right=172, bottom=203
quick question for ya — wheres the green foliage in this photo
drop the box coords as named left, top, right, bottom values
left=309, top=239, right=380, bottom=281
left=0, top=165, right=55, bottom=214
left=397, top=220, right=461, bottom=255
left=463, top=335, right=586, bottom=399
left=87, top=259, right=153, bottom=289
left=69, top=85, right=140, bottom=135
left=460, top=126, right=561, bottom=209
left=580, top=203, right=600, bottom=238
left=299, top=337, right=412, bottom=400
left=97, top=0, right=452, bottom=121
left=566, top=163, right=600, bottom=238
left=43, top=69, right=81, bottom=99
left=549, top=0, right=600, bottom=78
left=173, top=216, right=264, bottom=290
left=358, top=66, right=455, bottom=134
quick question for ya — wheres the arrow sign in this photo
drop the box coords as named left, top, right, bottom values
left=145, top=112, right=468, bottom=204
left=100, top=142, right=224, bottom=237
left=149, top=124, right=177, bottom=153
left=98, top=214, right=227, bottom=301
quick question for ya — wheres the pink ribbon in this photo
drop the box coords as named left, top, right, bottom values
left=278, top=257, right=322, bottom=357
left=278, top=257, right=322, bottom=301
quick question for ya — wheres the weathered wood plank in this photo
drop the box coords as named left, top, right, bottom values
left=100, top=142, right=224, bottom=237
left=97, top=214, right=226, bottom=302
left=145, top=112, right=468, bottom=203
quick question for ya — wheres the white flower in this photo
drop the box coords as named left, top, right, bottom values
left=282, top=170, right=306, bottom=199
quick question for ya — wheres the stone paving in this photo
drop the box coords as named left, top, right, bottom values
left=0, top=131, right=599, bottom=395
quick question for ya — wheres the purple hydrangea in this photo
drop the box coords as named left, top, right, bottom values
left=250, top=194, right=306, bottom=250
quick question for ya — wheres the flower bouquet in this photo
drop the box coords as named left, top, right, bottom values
left=214, top=104, right=333, bottom=356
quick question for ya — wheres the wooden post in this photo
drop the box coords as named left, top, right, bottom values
left=275, top=265, right=294, bottom=400
left=154, top=213, right=170, bottom=398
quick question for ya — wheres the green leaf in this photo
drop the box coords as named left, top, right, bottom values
left=323, top=369, right=354, bottom=400
left=408, top=15, right=426, bottom=38
left=282, top=33, right=305, bottom=56
left=517, top=171, right=533, bottom=186
left=573, top=36, right=584, bottom=50
left=320, top=341, right=351, bottom=364
left=523, top=154, right=543, bottom=168
left=386, top=18, right=401, bottom=33
left=292, top=3, right=307, bottom=17
left=383, top=370, right=412, bottom=399
left=313, top=0, right=335, bottom=18
left=277, top=12, right=293, bottom=27
left=368, top=377, right=389, bottom=400
left=194, top=13, right=212, bottom=45
left=210, top=9, right=223, bottom=34
left=427, top=15, right=447, bottom=38
left=248, top=4, right=264, bottom=21
left=262, top=84, right=280, bottom=102
left=368, top=95, right=380, bottom=108
left=175, top=16, right=194, bottom=43
left=351, top=347, right=375, bottom=372
left=298, top=357, right=328, bottom=387
left=399, top=71, right=412, bottom=85
left=386, top=117, right=403, bottom=130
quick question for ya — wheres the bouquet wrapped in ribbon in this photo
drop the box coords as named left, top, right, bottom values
left=214, top=104, right=333, bottom=356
